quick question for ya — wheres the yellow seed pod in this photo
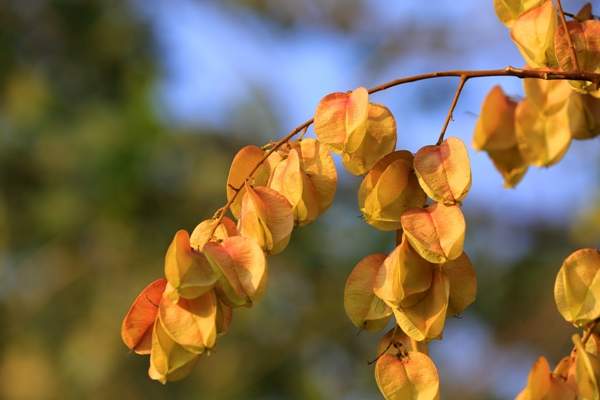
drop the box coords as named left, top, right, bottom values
left=444, top=252, right=477, bottom=316
left=375, top=352, right=440, bottom=400
left=393, top=268, right=450, bottom=341
left=568, top=93, right=600, bottom=140
left=573, top=334, right=600, bottom=400
left=515, top=356, right=577, bottom=400
left=554, top=248, right=600, bottom=326
left=158, top=288, right=217, bottom=354
left=473, top=85, right=518, bottom=151
left=238, top=184, right=294, bottom=255
left=359, top=151, right=427, bottom=231
left=342, top=103, right=397, bottom=176
left=523, top=78, right=572, bottom=115
left=344, top=253, right=393, bottom=332
left=373, top=237, right=433, bottom=309
left=401, top=203, right=466, bottom=264
left=226, top=145, right=272, bottom=218
left=414, top=137, right=472, bottom=205
left=486, top=145, right=529, bottom=188
left=510, top=0, right=558, bottom=68
left=203, top=236, right=267, bottom=308
left=295, top=138, right=337, bottom=215
left=164, top=230, right=219, bottom=300
left=189, top=217, right=238, bottom=251
left=313, top=87, right=369, bottom=153
left=515, top=98, right=572, bottom=167
left=493, top=0, right=545, bottom=27
left=148, top=319, right=199, bottom=384
left=269, top=148, right=320, bottom=226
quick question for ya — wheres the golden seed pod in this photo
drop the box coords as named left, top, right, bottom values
left=375, top=352, right=440, bottom=400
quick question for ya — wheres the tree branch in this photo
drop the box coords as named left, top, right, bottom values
left=207, top=66, right=600, bottom=238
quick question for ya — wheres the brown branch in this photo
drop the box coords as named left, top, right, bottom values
left=557, top=0, right=581, bottom=71
left=207, top=66, right=600, bottom=239
left=437, top=75, right=467, bottom=145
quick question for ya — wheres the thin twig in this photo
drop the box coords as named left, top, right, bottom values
left=437, top=75, right=467, bottom=145
left=557, top=0, right=581, bottom=71
left=207, top=66, right=600, bottom=238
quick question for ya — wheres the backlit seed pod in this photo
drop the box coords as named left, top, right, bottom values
left=238, top=184, right=294, bottom=254
left=203, top=236, right=267, bottom=308
left=148, top=319, right=199, bottom=384
left=573, top=334, right=600, bottom=400
left=393, top=268, right=450, bottom=341
left=515, top=356, right=577, bottom=400
left=359, top=151, right=427, bottom=231
left=121, top=278, right=167, bottom=355
left=510, top=0, right=557, bottom=68
left=342, top=103, right=397, bottom=176
left=494, top=0, right=545, bottom=28
left=375, top=352, right=440, bottom=400
left=374, top=237, right=433, bottom=309
left=486, top=146, right=529, bottom=188
left=523, top=78, right=571, bottom=115
left=414, top=137, right=471, bottom=205
left=269, top=148, right=320, bottom=226
left=554, top=248, right=600, bottom=326
left=344, top=253, right=393, bottom=331
left=164, top=230, right=219, bottom=300
left=515, top=98, right=572, bottom=167
left=313, top=87, right=369, bottom=153
left=158, top=288, right=217, bottom=354
left=401, top=204, right=466, bottom=264
left=568, top=93, right=600, bottom=140
left=295, top=138, right=337, bottom=215
left=189, top=217, right=238, bottom=251
left=473, top=85, right=518, bottom=151
left=555, top=20, right=600, bottom=93
left=444, top=253, right=477, bottom=316
left=226, top=145, right=272, bottom=218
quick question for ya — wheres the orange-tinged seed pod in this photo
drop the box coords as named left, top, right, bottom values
left=413, top=137, right=471, bottom=205
left=148, top=319, right=199, bottom=384
left=203, top=236, right=267, bottom=308
left=164, top=230, right=219, bottom=300
left=238, top=184, right=294, bottom=254
left=158, top=288, right=218, bottom=354
left=401, top=203, right=466, bottom=264
left=226, top=145, right=272, bottom=218
left=121, top=278, right=167, bottom=355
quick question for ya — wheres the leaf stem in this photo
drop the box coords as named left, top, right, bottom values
left=437, top=75, right=467, bottom=145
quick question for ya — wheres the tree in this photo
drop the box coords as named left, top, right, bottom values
left=118, top=1, right=600, bottom=398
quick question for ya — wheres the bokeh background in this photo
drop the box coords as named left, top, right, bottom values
left=2, top=0, right=600, bottom=399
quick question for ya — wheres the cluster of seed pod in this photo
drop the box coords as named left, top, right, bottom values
left=516, top=248, right=600, bottom=399
left=121, top=136, right=337, bottom=383
left=314, top=87, right=478, bottom=399
left=478, top=1, right=600, bottom=188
